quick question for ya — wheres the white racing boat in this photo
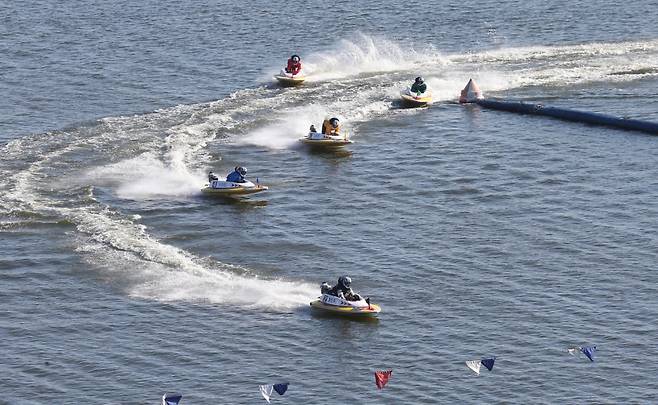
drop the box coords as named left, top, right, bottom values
left=310, top=282, right=381, bottom=317
left=273, top=70, right=306, bottom=86
left=300, top=131, right=353, bottom=148
left=201, top=179, right=268, bottom=197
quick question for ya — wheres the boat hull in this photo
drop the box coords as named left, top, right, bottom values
left=401, top=92, right=432, bottom=107
left=274, top=74, right=306, bottom=86
left=310, top=300, right=381, bottom=317
left=201, top=184, right=268, bottom=196
left=300, top=132, right=352, bottom=148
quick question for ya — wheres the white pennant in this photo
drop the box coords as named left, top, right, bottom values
left=466, top=360, right=481, bottom=375
left=260, top=385, right=273, bottom=403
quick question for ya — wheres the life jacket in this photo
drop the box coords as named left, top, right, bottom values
left=322, top=119, right=340, bottom=135
left=411, top=82, right=427, bottom=94
left=226, top=171, right=245, bottom=183
left=328, top=284, right=350, bottom=297
left=286, top=59, right=302, bottom=75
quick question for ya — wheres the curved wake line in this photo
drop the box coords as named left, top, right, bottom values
left=1, top=135, right=317, bottom=311
left=70, top=206, right=317, bottom=311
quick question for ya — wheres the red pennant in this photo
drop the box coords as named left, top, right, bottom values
left=375, top=370, right=393, bottom=389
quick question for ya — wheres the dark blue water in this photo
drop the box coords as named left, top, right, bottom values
left=2, top=1, right=658, bottom=403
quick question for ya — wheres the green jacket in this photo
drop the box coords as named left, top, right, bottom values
left=411, top=82, right=427, bottom=94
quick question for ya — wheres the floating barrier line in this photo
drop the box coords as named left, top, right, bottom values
left=459, top=79, right=658, bottom=135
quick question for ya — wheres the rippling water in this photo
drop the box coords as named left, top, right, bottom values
left=2, top=0, right=658, bottom=403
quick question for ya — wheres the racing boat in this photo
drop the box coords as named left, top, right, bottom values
left=400, top=87, right=433, bottom=107
left=274, top=70, right=306, bottom=86
left=310, top=282, right=381, bottom=317
left=201, top=179, right=268, bottom=196
left=300, top=131, right=353, bottom=148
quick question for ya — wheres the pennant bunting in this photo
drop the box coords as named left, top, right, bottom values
left=481, top=357, right=495, bottom=371
left=162, top=393, right=182, bottom=405
left=465, top=360, right=481, bottom=375
left=581, top=346, right=596, bottom=362
left=375, top=370, right=393, bottom=389
left=567, top=346, right=597, bottom=362
left=260, top=385, right=273, bottom=403
left=273, top=383, right=289, bottom=396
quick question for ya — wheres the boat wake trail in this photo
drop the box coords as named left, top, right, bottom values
left=2, top=34, right=656, bottom=309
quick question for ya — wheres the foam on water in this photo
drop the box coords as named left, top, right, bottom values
left=70, top=207, right=317, bottom=311
left=237, top=104, right=328, bottom=149
left=86, top=152, right=204, bottom=199
left=264, top=33, right=446, bottom=82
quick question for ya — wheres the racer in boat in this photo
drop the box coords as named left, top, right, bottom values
left=321, top=117, right=340, bottom=135
left=226, top=166, right=247, bottom=183
left=285, top=55, right=302, bottom=75
left=208, top=171, right=219, bottom=182
left=410, top=76, right=427, bottom=95
left=326, top=276, right=361, bottom=301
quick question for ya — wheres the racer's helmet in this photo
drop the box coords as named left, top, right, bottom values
left=338, top=275, right=352, bottom=289
left=329, top=117, right=340, bottom=127
left=415, top=76, right=424, bottom=84
left=291, top=55, right=300, bottom=62
left=236, top=166, right=247, bottom=176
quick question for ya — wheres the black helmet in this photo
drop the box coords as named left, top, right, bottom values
left=236, top=166, right=247, bottom=176
left=415, top=76, right=424, bottom=84
left=338, top=275, right=352, bottom=289
left=329, top=117, right=339, bottom=127
left=291, top=54, right=300, bottom=62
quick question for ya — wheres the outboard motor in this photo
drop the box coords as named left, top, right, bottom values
left=320, top=282, right=331, bottom=294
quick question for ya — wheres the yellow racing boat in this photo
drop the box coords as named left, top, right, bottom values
left=400, top=88, right=433, bottom=107
left=300, top=131, right=352, bottom=148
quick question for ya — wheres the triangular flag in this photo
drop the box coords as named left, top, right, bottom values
left=466, top=360, right=481, bottom=375
left=375, top=370, right=393, bottom=389
left=162, top=393, right=182, bottom=405
left=481, top=357, right=495, bottom=371
left=260, top=385, right=273, bottom=403
left=581, top=346, right=596, bottom=362
left=273, top=383, right=289, bottom=396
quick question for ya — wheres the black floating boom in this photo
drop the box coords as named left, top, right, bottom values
left=476, top=99, right=658, bottom=135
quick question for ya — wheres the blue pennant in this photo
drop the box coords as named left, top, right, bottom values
left=481, top=357, right=495, bottom=371
left=581, top=346, right=596, bottom=362
left=273, top=383, right=289, bottom=395
left=163, top=393, right=182, bottom=405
